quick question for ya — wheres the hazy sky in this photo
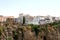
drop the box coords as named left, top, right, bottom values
left=0, top=0, right=60, bottom=17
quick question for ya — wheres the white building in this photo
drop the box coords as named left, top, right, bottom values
left=17, top=13, right=34, bottom=24
left=54, top=17, right=60, bottom=21
left=32, top=15, right=55, bottom=25
left=24, top=14, right=34, bottom=24
left=32, top=16, right=46, bottom=25
left=45, top=15, right=54, bottom=23
left=18, top=13, right=24, bottom=24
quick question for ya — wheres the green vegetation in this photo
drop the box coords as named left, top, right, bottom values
left=31, top=25, right=40, bottom=40
left=12, top=30, right=18, bottom=40
left=0, top=27, right=3, bottom=32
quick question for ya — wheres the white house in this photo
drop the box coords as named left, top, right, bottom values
left=55, top=17, right=60, bottom=21
left=32, top=16, right=46, bottom=25
left=45, top=15, right=54, bottom=23
left=17, top=14, right=34, bottom=24
left=18, top=13, right=24, bottom=24
left=24, top=14, right=34, bottom=24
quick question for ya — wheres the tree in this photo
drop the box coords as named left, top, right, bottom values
left=12, top=30, right=18, bottom=40
left=23, top=16, right=25, bottom=25
left=31, top=25, right=40, bottom=40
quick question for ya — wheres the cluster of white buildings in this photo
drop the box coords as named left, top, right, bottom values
left=15, top=13, right=60, bottom=25
left=0, top=13, right=60, bottom=25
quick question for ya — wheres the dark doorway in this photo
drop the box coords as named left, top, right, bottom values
left=43, top=36, right=46, bottom=40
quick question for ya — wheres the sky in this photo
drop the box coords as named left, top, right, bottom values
left=0, top=0, right=60, bottom=17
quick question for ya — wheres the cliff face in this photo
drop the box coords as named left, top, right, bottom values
left=0, top=26, right=60, bottom=40
left=23, top=30, right=36, bottom=40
